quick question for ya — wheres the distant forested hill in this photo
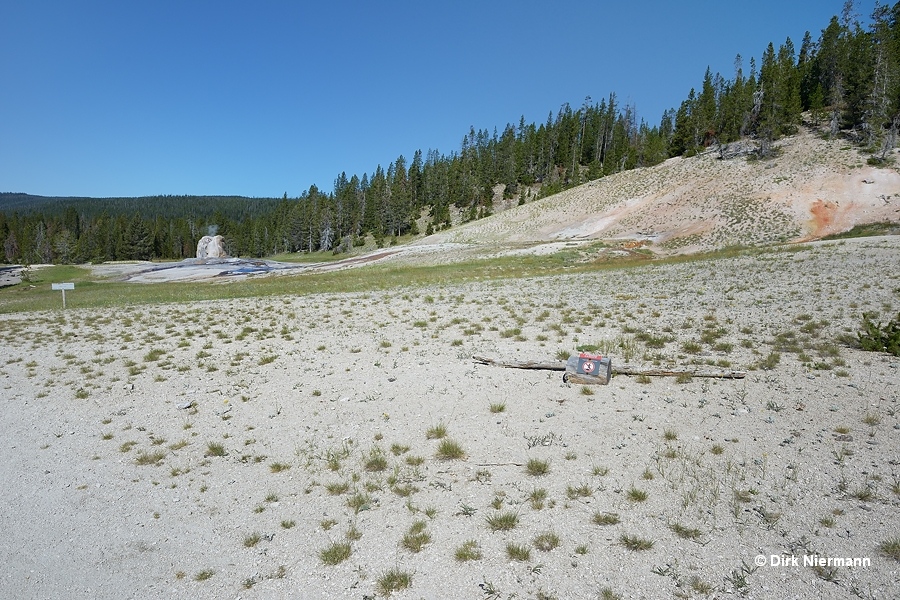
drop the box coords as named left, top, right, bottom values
left=3, top=2, right=899, bottom=264
left=0, top=193, right=279, bottom=221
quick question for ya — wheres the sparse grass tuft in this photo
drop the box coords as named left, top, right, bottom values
left=134, top=450, right=166, bottom=466
left=566, top=484, right=593, bottom=499
left=243, top=532, right=261, bottom=548
left=194, top=569, right=215, bottom=581
left=435, top=438, right=465, bottom=460
left=326, top=481, right=350, bottom=495
left=626, top=486, right=648, bottom=502
left=401, top=520, right=431, bottom=552
left=599, top=588, right=622, bottom=600
left=533, top=531, right=560, bottom=551
left=879, top=538, right=900, bottom=562
left=347, top=492, right=372, bottom=513
left=619, top=534, right=654, bottom=551
left=506, top=542, right=531, bottom=561
left=455, top=539, right=483, bottom=562
left=425, top=422, right=447, bottom=439
left=377, top=568, right=412, bottom=596
left=486, top=511, right=519, bottom=531
left=489, top=402, right=506, bottom=413
left=270, top=461, right=291, bottom=473
left=320, top=542, right=352, bottom=565
left=364, top=447, right=389, bottom=472
left=670, top=522, right=702, bottom=540
left=862, top=412, right=882, bottom=426
left=526, top=458, right=551, bottom=476
left=529, top=488, right=548, bottom=510
left=592, top=511, right=620, bottom=526
left=206, top=442, right=227, bottom=457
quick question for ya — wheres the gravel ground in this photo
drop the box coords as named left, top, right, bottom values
left=1, top=236, right=898, bottom=599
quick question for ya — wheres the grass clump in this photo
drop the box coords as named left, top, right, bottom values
left=533, top=531, right=560, bottom=551
left=325, top=481, right=350, bottom=495
left=599, top=588, right=622, bottom=600
left=879, top=538, right=900, bottom=562
left=401, top=520, right=431, bottom=553
left=269, top=461, right=291, bottom=473
left=206, top=442, right=227, bottom=457
left=134, top=450, right=166, bottom=466
left=526, top=458, right=550, bottom=476
left=425, top=422, right=447, bottom=439
left=566, top=483, right=593, bottom=499
left=592, top=511, right=620, bottom=526
left=506, top=542, right=531, bottom=561
left=435, top=438, right=465, bottom=460
left=347, top=492, right=373, bottom=513
left=626, top=486, right=648, bottom=502
left=619, top=534, right=654, bottom=551
left=455, top=539, right=482, bottom=562
left=243, top=532, right=261, bottom=548
left=319, top=542, right=352, bottom=565
left=489, top=402, right=506, bottom=413
left=529, top=488, right=548, bottom=510
left=670, top=522, right=702, bottom=540
left=486, top=511, right=519, bottom=531
left=862, top=412, right=882, bottom=426
left=364, top=447, right=389, bottom=472
left=390, top=443, right=410, bottom=456
left=377, top=568, right=412, bottom=596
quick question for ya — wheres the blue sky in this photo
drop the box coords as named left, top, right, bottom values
left=0, top=1, right=877, bottom=198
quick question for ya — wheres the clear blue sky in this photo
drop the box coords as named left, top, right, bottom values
left=0, top=1, right=876, bottom=198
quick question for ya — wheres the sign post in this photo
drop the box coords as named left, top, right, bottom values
left=51, top=283, right=75, bottom=309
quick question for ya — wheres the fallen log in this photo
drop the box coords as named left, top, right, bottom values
left=611, top=363, right=746, bottom=379
left=472, top=356, right=565, bottom=370
left=472, top=355, right=746, bottom=379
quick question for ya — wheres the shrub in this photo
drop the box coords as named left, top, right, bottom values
left=858, top=312, right=900, bottom=356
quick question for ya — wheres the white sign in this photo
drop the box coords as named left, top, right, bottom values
left=51, top=282, right=75, bottom=308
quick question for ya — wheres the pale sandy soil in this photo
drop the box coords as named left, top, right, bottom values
left=1, top=236, right=898, bottom=600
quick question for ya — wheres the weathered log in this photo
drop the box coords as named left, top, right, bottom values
left=612, top=363, right=746, bottom=379
left=472, top=355, right=746, bottom=379
left=472, top=355, right=566, bottom=370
